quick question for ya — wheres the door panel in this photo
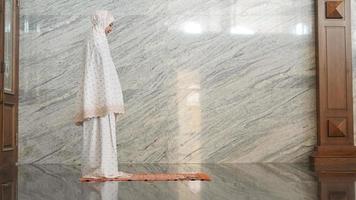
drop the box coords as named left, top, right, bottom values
left=0, top=0, right=19, bottom=167
left=3, top=103, right=15, bottom=151
left=4, top=0, right=14, bottom=93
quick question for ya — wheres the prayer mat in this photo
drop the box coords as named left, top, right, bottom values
left=80, top=172, right=211, bottom=182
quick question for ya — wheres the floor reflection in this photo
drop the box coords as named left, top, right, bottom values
left=0, top=165, right=17, bottom=200
left=318, top=172, right=356, bottom=200
left=0, top=163, right=351, bottom=200
left=82, top=182, right=118, bottom=200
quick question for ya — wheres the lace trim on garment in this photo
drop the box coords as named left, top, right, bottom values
left=74, top=105, right=125, bottom=126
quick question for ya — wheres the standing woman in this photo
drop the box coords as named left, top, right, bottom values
left=75, top=10, right=128, bottom=178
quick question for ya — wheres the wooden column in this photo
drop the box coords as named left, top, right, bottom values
left=311, top=0, right=356, bottom=171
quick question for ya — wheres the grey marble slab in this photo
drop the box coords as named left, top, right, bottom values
left=19, top=0, right=316, bottom=164
left=20, top=0, right=167, bottom=16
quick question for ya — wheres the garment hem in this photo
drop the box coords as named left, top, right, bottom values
left=74, top=106, right=125, bottom=126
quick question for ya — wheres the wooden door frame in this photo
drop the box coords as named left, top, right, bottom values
left=311, top=0, right=356, bottom=171
left=0, top=0, right=19, bottom=168
left=13, top=0, right=19, bottom=166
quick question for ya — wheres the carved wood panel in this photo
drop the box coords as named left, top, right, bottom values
left=316, top=0, right=353, bottom=145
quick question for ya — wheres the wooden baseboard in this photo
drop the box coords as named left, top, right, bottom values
left=311, top=145, right=356, bottom=172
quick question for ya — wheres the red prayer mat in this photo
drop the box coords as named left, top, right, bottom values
left=80, top=173, right=211, bottom=182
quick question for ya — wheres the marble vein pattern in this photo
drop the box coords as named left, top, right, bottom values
left=19, top=0, right=316, bottom=164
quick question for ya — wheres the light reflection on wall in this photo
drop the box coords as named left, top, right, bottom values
left=175, top=10, right=312, bottom=36
left=175, top=70, right=202, bottom=200
left=295, top=23, right=310, bottom=35
left=22, top=17, right=41, bottom=33
left=177, top=17, right=311, bottom=35
left=23, top=18, right=29, bottom=33
left=230, top=26, right=255, bottom=35
left=176, top=70, right=202, bottom=161
left=36, top=24, right=41, bottom=33
left=229, top=2, right=255, bottom=36
left=181, top=21, right=202, bottom=34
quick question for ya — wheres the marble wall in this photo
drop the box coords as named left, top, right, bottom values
left=19, top=0, right=316, bottom=164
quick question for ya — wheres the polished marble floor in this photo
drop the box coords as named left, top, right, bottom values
left=2, top=163, right=354, bottom=199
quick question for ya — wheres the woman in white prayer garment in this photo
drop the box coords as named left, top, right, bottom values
left=74, top=10, right=129, bottom=179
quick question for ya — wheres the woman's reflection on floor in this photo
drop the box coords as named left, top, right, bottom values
left=82, top=182, right=119, bottom=200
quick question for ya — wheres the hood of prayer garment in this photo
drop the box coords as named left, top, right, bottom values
left=74, top=10, right=124, bottom=126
